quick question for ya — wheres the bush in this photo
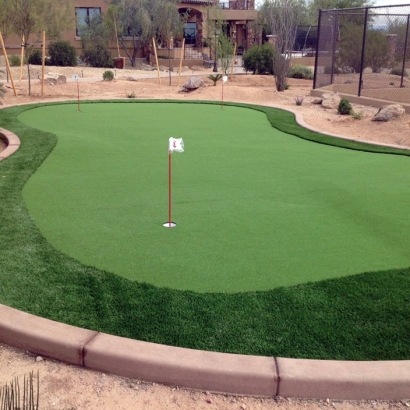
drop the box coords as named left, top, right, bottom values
left=288, top=64, right=313, bottom=79
left=390, top=67, right=409, bottom=77
left=28, top=49, right=43, bottom=65
left=243, top=43, right=274, bottom=75
left=338, top=98, right=352, bottom=115
left=102, top=70, right=114, bottom=81
left=48, top=41, right=77, bottom=66
left=9, top=55, right=21, bottom=67
left=82, top=41, right=114, bottom=68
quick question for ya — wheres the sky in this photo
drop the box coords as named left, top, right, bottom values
left=373, top=0, right=410, bottom=5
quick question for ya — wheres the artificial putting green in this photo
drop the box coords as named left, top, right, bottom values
left=19, top=102, right=410, bottom=293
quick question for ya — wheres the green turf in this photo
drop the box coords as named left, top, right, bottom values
left=18, top=102, right=410, bottom=293
left=1, top=100, right=410, bottom=360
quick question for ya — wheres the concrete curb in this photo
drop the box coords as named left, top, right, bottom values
left=1, top=103, right=410, bottom=400
left=0, top=127, right=21, bottom=161
left=1, top=304, right=410, bottom=399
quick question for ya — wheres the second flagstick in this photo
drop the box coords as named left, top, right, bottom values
left=163, top=137, right=184, bottom=228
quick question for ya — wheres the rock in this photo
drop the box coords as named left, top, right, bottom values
left=56, top=75, right=66, bottom=84
left=35, top=356, right=44, bottom=362
left=44, top=78, right=57, bottom=85
left=189, top=65, right=204, bottom=71
left=321, top=92, right=341, bottom=109
left=180, top=77, right=205, bottom=92
left=311, top=98, right=323, bottom=104
left=372, top=104, right=405, bottom=122
left=45, top=73, right=66, bottom=84
left=206, top=398, right=212, bottom=404
left=141, top=64, right=154, bottom=71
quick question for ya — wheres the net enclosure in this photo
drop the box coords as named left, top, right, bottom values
left=313, top=4, right=410, bottom=104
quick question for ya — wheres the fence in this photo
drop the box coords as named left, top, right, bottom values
left=313, top=4, right=410, bottom=104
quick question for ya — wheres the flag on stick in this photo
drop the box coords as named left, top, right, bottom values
left=169, top=137, right=184, bottom=153
left=221, top=75, right=227, bottom=109
left=164, top=137, right=184, bottom=228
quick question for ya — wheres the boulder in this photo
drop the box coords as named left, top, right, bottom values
left=372, top=104, right=405, bottom=122
left=321, top=92, right=341, bottom=109
left=181, top=77, right=205, bottom=92
left=45, top=74, right=66, bottom=84
left=311, top=98, right=323, bottom=104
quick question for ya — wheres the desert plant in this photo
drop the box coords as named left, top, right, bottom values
left=351, top=110, right=364, bottom=120
left=0, top=371, right=39, bottom=410
left=208, top=73, right=222, bottom=85
left=28, top=49, right=43, bottom=65
left=82, top=42, right=114, bottom=68
left=242, top=43, right=274, bottom=75
left=9, top=55, right=21, bottom=67
left=337, top=24, right=389, bottom=73
left=390, top=67, right=409, bottom=77
left=127, top=91, right=136, bottom=98
left=288, top=64, right=313, bottom=79
left=48, top=41, right=77, bottom=66
left=103, top=70, right=114, bottom=81
left=338, top=98, right=353, bottom=115
left=294, top=96, right=304, bottom=106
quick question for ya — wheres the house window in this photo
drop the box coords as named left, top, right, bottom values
left=75, top=7, right=101, bottom=36
left=183, top=23, right=196, bottom=45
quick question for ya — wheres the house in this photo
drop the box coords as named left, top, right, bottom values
left=0, top=0, right=258, bottom=66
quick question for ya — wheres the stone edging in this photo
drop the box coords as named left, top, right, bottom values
left=1, top=304, right=410, bottom=400
left=0, top=127, right=21, bottom=161
left=1, top=107, right=410, bottom=400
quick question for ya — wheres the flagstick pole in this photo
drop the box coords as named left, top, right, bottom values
left=221, top=79, right=224, bottom=109
left=168, top=150, right=172, bottom=227
left=77, top=79, right=80, bottom=112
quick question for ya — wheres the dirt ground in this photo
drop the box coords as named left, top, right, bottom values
left=1, top=66, right=410, bottom=410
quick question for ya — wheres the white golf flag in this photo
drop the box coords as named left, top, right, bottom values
left=222, top=75, right=228, bottom=83
left=169, top=137, right=184, bottom=153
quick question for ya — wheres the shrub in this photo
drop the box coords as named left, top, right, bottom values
left=243, top=43, right=274, bottom=75
left=288, top=64, right=313, bottom=79
left=337, top=24, right=389, bottom=73
left=9, top=55, right=21, bottom=67
left=295, top=96, right=304, bottom=106
left=28, top=49, right=43, bottom=65
left=352, top=110, right=364, bottom=120
left=338, top=98, right=352, bottom=115
left=48, top=41, right=77, bottom=66
left=82, top=41, right=114, bottom=68
left=390, top=67, right=409, bottom=77
left=103, top=70, right=114, bottom=81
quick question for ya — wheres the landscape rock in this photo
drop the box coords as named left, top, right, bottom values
left=180, top=77, right=205, bottom=92
left=45, top=73, right=67, bottom=84
left=311, top=97, right=323, bottom=104
left=321, top=91, right=341, bottom=109
left=372, top=104, right=405, bottom=122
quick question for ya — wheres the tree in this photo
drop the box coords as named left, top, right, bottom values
left=80, top=12, right=114, bottom=68
left=2, top=0, right=75, bottom=44
left=107, top=0, right=186, bottom=68
left=260, top=0, right=306, bottom=91
left=306, top=0, right=374, bottom=25
left=337, top=23, right=389, bottom=73
left=204, top=4, right=235, bottom=74
left=107, top=0, right=152, bottom=67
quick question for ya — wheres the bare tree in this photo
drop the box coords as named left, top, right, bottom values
left=260, top=0, right=305, bottom=91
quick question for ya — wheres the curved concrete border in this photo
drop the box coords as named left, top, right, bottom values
left=1, top=103, right=410, bottom=400
left=0, top=127, right=21, bottom=161
left=1, top=304, right=410, bottom=400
